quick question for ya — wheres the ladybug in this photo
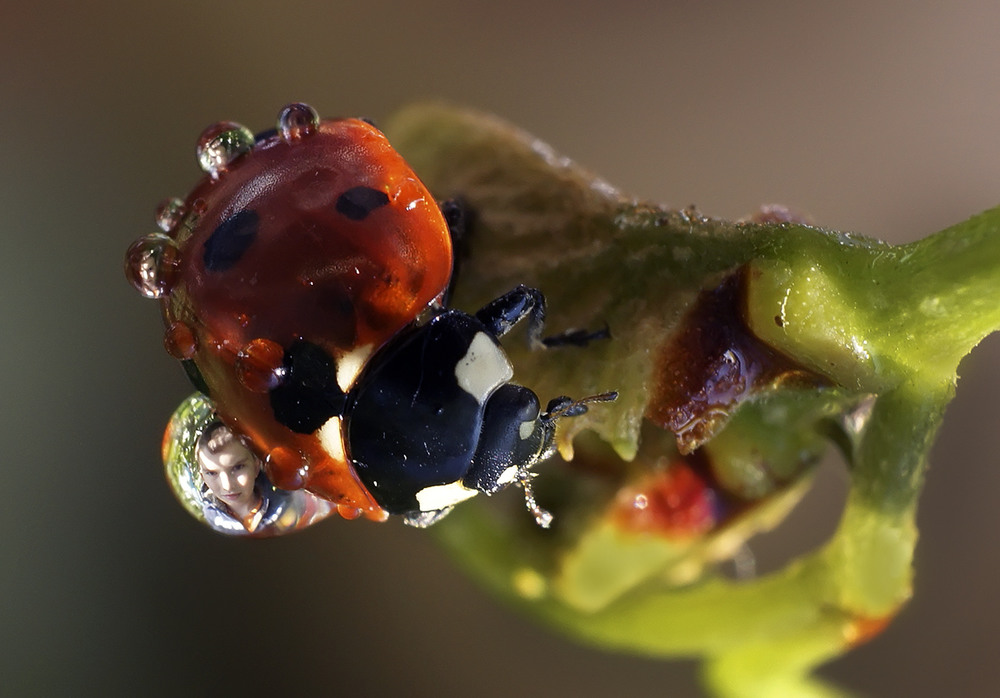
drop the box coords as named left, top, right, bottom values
left=126, top=102, right=613, bottom=528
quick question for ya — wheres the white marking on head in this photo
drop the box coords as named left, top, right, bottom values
left=519, top=420, right=535, bottom=440
left=497, top=465, right=520, bottom=487
left=415, top=481, right=479, bottom=511
left=455, top=332, right=512, bottom=404
left=317, top=416, right=346, bottom=462
left=336, top=343, right=373, bottom=392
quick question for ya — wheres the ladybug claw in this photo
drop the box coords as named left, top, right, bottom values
left=541, top=324, right=611, bottom=348
left=517, top=469, right=553, bottom=528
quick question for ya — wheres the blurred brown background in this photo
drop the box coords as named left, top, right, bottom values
left=4, top=1, right=1000, bottom=695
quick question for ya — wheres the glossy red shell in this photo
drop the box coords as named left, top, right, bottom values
left=161, top=119, right=453, bottom=518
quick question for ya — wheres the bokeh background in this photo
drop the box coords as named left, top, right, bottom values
left=4, top=1, right=1000, bottom=695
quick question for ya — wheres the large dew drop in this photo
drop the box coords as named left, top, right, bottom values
left=124, top=232, right=180, bottom=299
left=277, top=102, right=320, bottom=142
left=195, top=121, right=254, bottom=178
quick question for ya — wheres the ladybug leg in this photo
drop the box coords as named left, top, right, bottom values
left=475, top=285, right=547, bottom=348
left=476, top=286, right=612, bottom=350
left=439, top=199, right=469, bottom=306
left=440, top=198, right=468, bottom=251
left=403, top=508, right=454, bottom=528
left=515, top=470, right=554, bottom=528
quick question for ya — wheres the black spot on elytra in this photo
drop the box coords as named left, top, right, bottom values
left=336, top=186, right=389, bottom=221
left=269, top=341, right=347, bottom=434
left=203, top=209, right=259, bottom=271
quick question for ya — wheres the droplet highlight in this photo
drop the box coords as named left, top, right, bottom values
left=196, top=121, right=254, bottom=177
left=277, top=102, right=320, bottom=142
left=124, top=233, right=180, bottom=299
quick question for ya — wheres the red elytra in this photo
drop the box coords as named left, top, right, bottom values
left=159, top=118, right=454, bottom=519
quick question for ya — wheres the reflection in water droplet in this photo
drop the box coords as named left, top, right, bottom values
left=196, top=121, right=254, bottom=177
left=164, top=393, right=337, bottom=536
left=162, top=393, right=218, bottom=524
left=124, top=233, right=180, bottom=298
left=236, top=338, right=286, bottom=392
left=164, top=321, right=198, bottom=359
left=277, top=102, right=320, bottom=142
left=155, top=197, right=187, bottom=233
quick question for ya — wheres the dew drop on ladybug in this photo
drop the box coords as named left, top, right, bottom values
left=277, top=102, right=320, bottom=142
left=195, top=121, right=255, bottom=178
left=164, top=321, right=198, bottom=360
left=124, top=233, right=180, bottom=299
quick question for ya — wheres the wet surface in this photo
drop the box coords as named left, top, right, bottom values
left=648, top=267, right=822, bottom=454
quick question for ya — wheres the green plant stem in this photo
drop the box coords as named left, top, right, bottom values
left=747, top=207, right=1000, bottom=391
left=879, top=206, right=1000, bottom=380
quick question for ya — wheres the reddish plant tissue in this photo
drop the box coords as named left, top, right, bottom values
left=844, top=614, right=894, bottom=648
left=647, top=267, right=819, bottom=454
left=613, top=459, right=720, bottom=537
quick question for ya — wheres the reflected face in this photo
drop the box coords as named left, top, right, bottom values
left=198, top=435, right=261, bottom=515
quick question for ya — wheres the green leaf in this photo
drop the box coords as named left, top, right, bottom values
left=386, top=103, right=1000, bottom=697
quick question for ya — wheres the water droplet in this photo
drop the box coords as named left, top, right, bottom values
left=236, top=338, right=286, bottom=392
left=124, top=233, right=180, bottom=298
left=196, top=121, right=254, bottom=177
left=337, top=503, right=363, bottom=520
left=164, top=321, right=198, bottom=359
left=164, top=395, right=337, bottom=537
left=277, top=102, right=320, bottom=142
left=265, top=446, right=308, bottom=490
left=155, top=197, right=187, bottom=233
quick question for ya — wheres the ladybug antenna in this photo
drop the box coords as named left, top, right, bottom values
left=543, top=390, right=618, bottom=421
left=516, top=468, right=553, bottom=529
